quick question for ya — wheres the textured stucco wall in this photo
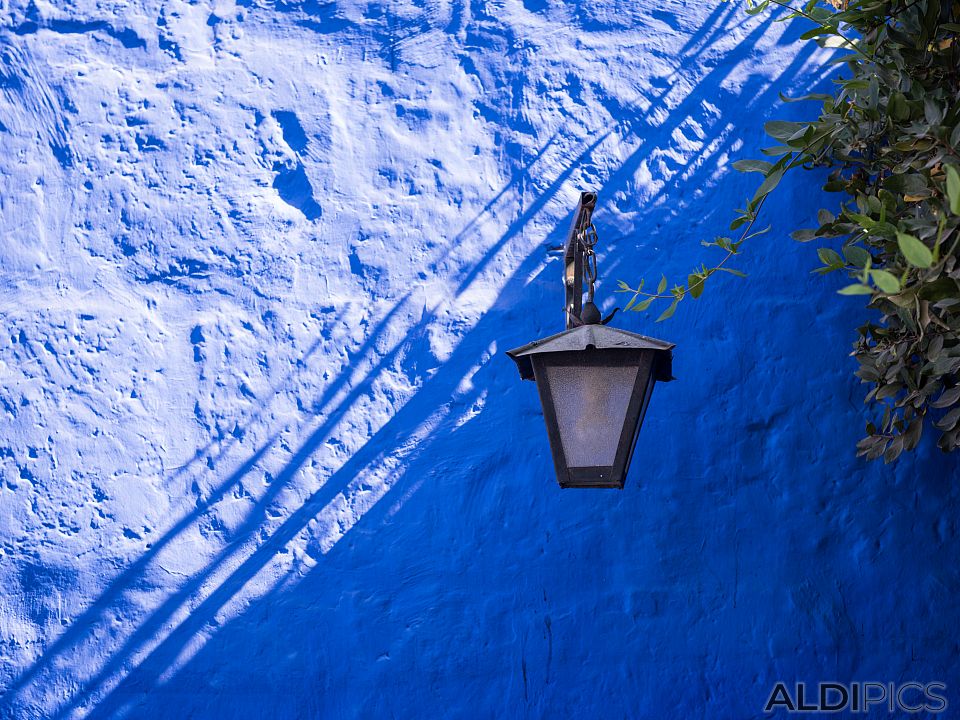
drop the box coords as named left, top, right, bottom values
left=0, top=0, right=958, bottom=718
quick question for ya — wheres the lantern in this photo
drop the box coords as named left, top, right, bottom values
left=506, top=192, right=674, bottom=488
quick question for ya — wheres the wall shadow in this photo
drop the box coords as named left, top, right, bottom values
left=6, top=7, right=806, bottom=719
left=6, top=4, right=959, bottom=720
left=77, top=15, right=821, bottom=720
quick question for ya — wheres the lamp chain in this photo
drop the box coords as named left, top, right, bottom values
left=579, top=222, right=599, bottom=303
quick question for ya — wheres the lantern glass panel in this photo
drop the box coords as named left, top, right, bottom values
left=544, top=363, right=639, bottom=468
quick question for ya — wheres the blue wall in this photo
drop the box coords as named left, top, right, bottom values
left=1, top=1, right=957, bottom=718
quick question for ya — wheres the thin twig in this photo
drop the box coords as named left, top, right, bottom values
left=625, top=192, right=772, bottom=301
left=764, top=0, right=874, bottom=60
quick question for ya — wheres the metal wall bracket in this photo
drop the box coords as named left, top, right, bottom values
left=563, top=191, right=597, bottom=329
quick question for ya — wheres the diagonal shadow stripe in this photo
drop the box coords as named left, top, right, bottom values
left=75, top=38, right=818, bottom=700
left=5, top=8, right=820, bottom=718
left=77, top=216, right=568, bottom=720
left=0, top=291, right=416, bottom=705
left=9, top=122, right=607, bottom=720
left=1, top=124, right=569, bottom=716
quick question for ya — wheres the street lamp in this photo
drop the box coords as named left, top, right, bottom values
left=507, top=192, right=674, bottom=489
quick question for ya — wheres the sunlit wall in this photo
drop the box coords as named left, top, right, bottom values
left=0, top=0, right=957, bottom=718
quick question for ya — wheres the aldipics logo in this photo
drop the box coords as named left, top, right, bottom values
left=764, top=682, right=948, bottom=714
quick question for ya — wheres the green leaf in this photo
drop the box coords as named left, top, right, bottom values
left=631, top=296, right=655, bottom=312
left=616, top=280, right=630, bottom=290
left=883, top=436, right=905, bottom=464
left=843, top=245, right=871, bottom=268
left=838, top=284, right=874, bottom=295
left=799, top=26, right=831, bottom=40
left=715, top=267, right=747, bottom=277
left=656, top=298, right=679, bottom=322
left=883, top=173, right=928, bottom=196
left=870, top=270, right=901, bottom=294
left=778, top=92, right=833, bottom=103
left=764, top=120, right=808, bottom=141
left=753, top=167, right=785, bottom=202
left=887, top=92, right=910, bottom=121
left=897, top=232, right=933, bottom=268
left=872, top=222, right=899, bottom=240
left=867, top=75, right=879, bottom=109
left=917, top=277, right=960, bottom=301
left=923, top=97, right=943, bottom=125
left=903, top=418, right=923, bottom=451
left=732, top=159, right=773, bottom=174
left=887, top=290, right=917, bottom=308
left=760, top=145, right=792, bottom=157
left=935, top=407, right=960, bottom=431
left=945, top=164, right=960, bottom=215
left=875, top=383, right=902, bottom=401
left=841, top=79, right=870, bottom=90
left=847, top=212, right=878, bottom=236
left=688, top=274, right=705, bottom=299
left=817, top=247, right=843, bottom=267
left=657, top=275, right=667, bottom=294
left=791, top=229, right=818, bottom=242
left=820, top=35, right=851, bottom=48
left=932, top=385, right=960, bottom=409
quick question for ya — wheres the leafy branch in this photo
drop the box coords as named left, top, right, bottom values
left=615, top=195, right=764, bottom=323
left=617, top=144, right=818, bottom=322
left=622, top=0, right=960, bottom=461
left=748, top=0, right=875, bottom=60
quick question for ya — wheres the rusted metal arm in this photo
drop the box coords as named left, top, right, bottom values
left=563, top=191, right=597, bottom=329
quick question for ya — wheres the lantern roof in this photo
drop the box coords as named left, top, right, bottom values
left=506, top=324, right=675, bottom=382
